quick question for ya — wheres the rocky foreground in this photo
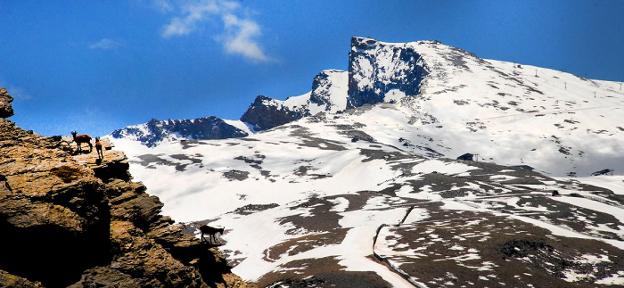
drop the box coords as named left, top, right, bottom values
left=0, top=88, right=250, bottom=288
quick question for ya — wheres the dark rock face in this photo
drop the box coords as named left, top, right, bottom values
left=0, top=93, right=250, bottom=288
left=347, top=37, right=428, bottom=108
left=457, top=153, right=474, bottom=161
left=240, top=95, right=307, bottom=131
left=309, top=71, right=334, bottom=109
left=0, top=88, right=14, bottom=118
left=112, top=116, right=248, bottom=147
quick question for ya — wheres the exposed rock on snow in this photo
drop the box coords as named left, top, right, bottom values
left=240, top=95, right=308, bottom=131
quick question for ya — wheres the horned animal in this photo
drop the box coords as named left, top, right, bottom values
left=95, top=137, right=104, bottom=160
left=71, top=131, right=92, bottom=153
left=199, top=225, right=225, bottom=245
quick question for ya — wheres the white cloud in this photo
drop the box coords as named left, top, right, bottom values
left=160, top=0, right=270, bottom=62
left=221, top=13, right=269, bottom=62
left=89, top=38, right=123, bottom=50
left=152, top=0, right=173, bottom=12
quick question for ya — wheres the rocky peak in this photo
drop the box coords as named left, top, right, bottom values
left=112, top=116, right=248, bottom=147
left=240, top=95, right=307, bottom=131
left=0, top=88, right=14, bottom=118
left=0, top=90, right=250, bottom=287
left=347, top=36, right=429, bottom=108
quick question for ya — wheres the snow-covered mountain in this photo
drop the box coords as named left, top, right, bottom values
left=111, top=69, right=349, bottom=144
left=111, top=116, right=251, bottom=147
left=111, top=37, right=624, bottom=287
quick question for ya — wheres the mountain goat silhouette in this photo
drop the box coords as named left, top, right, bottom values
left=199, top=225, right=225, bottom=246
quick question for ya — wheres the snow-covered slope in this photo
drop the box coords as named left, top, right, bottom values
left=111, top=37, right=624, bottom=287
left=381, top=38, right=624, bottom=176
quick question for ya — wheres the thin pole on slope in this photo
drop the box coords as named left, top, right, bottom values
left=565, top=82, right=567, bottom=90
left=594, top=91, right=596, bottom=98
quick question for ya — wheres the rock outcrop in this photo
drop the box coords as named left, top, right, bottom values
left=111, top=116, right=248, bottom=147
left=0, top=88, right=250, bottom=288
left=240, top=95, right=307, bottom=131
left=0, top=88, right=14, bottom=118
left=347, top=36, right=429, bottom=108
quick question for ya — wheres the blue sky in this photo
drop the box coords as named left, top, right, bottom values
left=1, top=0, right=622, bottom=136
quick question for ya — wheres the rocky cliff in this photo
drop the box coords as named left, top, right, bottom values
left=0, top=88, right=250, bottom=288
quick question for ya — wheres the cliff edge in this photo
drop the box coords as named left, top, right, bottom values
left=0, top=88, right=250, bottom=288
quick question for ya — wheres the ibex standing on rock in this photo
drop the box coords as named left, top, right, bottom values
left=94, top=137, right=104, bottom=160
left=199, top=225, right=225, bottom=246
left=71, top=131, right=92, bottom=153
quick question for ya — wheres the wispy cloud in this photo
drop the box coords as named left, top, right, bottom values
left=221, top=13, right=268, bottom=62
left=152, top=0, right=173, bottom=12
left=89, top=38, right=123, bottom=50
left=160, top=0, right=270, bottom=62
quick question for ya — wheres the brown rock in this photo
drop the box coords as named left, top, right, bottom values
left=0, top=119, right=111, bottom=287
left=105, top=220, right=207, bottom=287
left=0, top=88, right=13, bottom=118
left=0, top=269, right=43, bottom=288
left=68, top=267, right=141, bottom=288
